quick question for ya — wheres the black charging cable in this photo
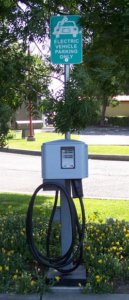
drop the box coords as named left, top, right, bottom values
left=26, top=180, right=85, bottom=273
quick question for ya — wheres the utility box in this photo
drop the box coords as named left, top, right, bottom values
left=41, top=139, right=88, bottom=180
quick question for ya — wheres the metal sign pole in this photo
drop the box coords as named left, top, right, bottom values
left=64, top=64, right=71, bottom=140
left=49, top=15, right=85, bottom=280
left=60, top=63, right=72, bottom=270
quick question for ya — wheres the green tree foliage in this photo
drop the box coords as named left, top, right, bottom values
left=0, top=101, right=12, bottom=147
left=0, top=42, right=51, bottom=144
left=0, top=0, right=52, bottom=106
left=0, top=0, right=78, bottom=44
left=79, top=0, right=129, bottom=123
left=0, top=43, right=51, bottom=110
left=1, top=0, right=129, bottom=133
left=43, top=66, right=100, bottom=133
left=77, top=50, right=120, bottom=125
left=21, top=49, right=51, bottom=117
left=0, top=44, right=26, bottom=109
left=0, top=0, right=52, bottom=143
left=54, top=90, right=99, bottom=133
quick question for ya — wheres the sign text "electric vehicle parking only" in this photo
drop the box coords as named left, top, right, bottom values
left=50, top=15, right=82, bottom=64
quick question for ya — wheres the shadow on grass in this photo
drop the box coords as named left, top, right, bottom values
left=0, top=193, right=53, bottom=215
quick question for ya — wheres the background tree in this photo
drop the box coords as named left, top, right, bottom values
left=0, top=41, right=51, bottom=146
left=20, top=48, right=51, bottom=119
left=79, top=0, right=129, bottom=124
left=0, top=42, right=51, bottom=113
left=43, top=0, right=129, bottom=129
left=43, top=65, right=100, bottom=133
left=76, top=49, right=120, bottom=125
left=1, top=0, right=129, bottom=135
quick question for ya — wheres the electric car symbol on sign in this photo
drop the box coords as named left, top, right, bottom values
left=53, top=17, right=79, bottom=38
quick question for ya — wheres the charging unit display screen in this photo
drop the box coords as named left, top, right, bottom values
left=61, top=147, right=75, bottom=169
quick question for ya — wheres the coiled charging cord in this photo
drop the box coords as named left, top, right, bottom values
left=26, top=181, right=85, bottom=273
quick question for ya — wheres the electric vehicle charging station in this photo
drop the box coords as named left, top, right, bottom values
left=26, top=14, right=88, bottom=286
left=42, top=139, right=88, bottom=285
left=26, top=139, right=88, bottom=285
left=42, top=139, right=88, bottom=284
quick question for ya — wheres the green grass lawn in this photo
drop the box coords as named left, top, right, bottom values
left=88, top=145, right=129, bottom=155
left=1, top=192, right=129, bottom=222
left=7, top=131, right=79, bottom=151
left=7, top=131, right=129, bottom=155
left=7, top=131, right=67, bottom=151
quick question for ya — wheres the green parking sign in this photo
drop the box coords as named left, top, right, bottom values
left=50, top=15, right=83, bottom=64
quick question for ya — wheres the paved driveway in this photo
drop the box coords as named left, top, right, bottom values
left=80, top=126, right=129, bottom=145
left=0, top=152, right=129, bottom=199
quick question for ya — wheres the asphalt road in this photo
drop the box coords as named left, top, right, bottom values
left=0, top=152, right=129, bottom=199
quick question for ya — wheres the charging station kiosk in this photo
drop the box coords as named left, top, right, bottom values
left=42, top=139, right=88, bottom=180
left=26, top=138, right=88, bottom=286
left=43, top=139, right=88, bottom=284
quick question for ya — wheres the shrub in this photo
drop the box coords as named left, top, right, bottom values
left=84, top=214, right=129, bottom=293
left=0, top=208, right=129, bottom=294
left=107, top=116, right=129, bottom=127
left=0, top=213, right=48, bottom=295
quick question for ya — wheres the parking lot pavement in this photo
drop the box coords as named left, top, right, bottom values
left=79, top=127, right=129, bottom=145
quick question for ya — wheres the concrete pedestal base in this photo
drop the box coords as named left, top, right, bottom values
left=27, top=136, right=35, bottom=141
left=46, top=265, right=86, bottom=287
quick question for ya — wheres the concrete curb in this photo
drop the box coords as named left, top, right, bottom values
left=89, top=154, right=129, bottom=161
left=0, top=148, right=129, bottom=161
left=0, top=293, right=129, bottom=300
left=0, top=148, right=41, bottom=156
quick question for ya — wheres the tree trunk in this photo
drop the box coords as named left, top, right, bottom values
left=100, top=98, right=108, bottom=126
